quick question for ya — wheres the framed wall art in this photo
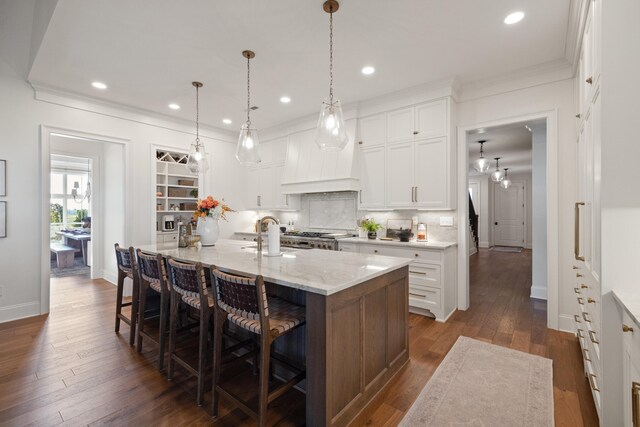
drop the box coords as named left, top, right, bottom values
left=0, top=160, right=5, bottom=196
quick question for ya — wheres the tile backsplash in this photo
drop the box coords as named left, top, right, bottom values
left=273, top=191, right=458, bottom=243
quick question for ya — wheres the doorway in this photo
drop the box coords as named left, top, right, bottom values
left=40, top=127, right=129, bottom=315
left=458, top=113, right=556, bottom=327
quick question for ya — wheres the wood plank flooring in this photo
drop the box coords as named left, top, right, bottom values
left=0, top=249, right=598, bottom=426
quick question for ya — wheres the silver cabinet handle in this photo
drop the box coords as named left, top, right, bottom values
left=582, top=312, right=592, bottom=323
left=409, top=271, right=427, bottom=276
left=258, top=195, right=261, bottom=207
left=285, top=194, right=289, bottom=206
left=410, top=187, right=414, bottom=202
left=576, top=328, right=584, bottom=339
left=415, top=186, right=418, bottom=202
left=588, top=373, right=600, bottom=392
left=582, top=348, right=591, bottom=362
left=359, top=190, right=362, bottom=204
left=588, top=330, right=599, bottom=344
left=574, top=314, right=581, bottom=323
left=574, top=202, right=585, bottom=261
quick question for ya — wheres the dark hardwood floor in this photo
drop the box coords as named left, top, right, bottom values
left=0, top=249, right=598, bottom=426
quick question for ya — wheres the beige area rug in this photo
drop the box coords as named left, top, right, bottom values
left=400, top=336, right=554, bottom=427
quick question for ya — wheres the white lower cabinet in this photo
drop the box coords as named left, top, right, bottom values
left=622, top=309, right=640, bottom=427
left=338, top=241, right=457, bottom=322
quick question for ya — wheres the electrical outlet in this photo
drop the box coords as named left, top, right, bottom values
left=440, top=216, right=454, bottom=227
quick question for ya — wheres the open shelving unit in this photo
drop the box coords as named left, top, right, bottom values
left=154, top=149, right=200, bottom=243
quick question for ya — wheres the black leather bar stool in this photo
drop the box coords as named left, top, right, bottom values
left=114, top=244, right=139, bottom=346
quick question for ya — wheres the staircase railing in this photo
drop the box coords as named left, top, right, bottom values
left=469, top=195, right=479, bottom=249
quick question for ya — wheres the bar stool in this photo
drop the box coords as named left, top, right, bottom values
left=136, top=249, right=170, bottom=371
left=166, top=257, right=215, bottom=406
left=114, top=244, right=139, bottom=346
left=210, top=269, right=306, bottom=426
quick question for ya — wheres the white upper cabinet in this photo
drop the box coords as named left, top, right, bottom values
left=387, top=107, right=415, bottom=143
left=359, top=113, right=386, bottom=147
left=415, top=99, right=447, bottom=139
left=414, top=137, right=448, bottom=208
left=358, top=146, right=386, bottom=209
left=386, top=142, right=415, bottom=207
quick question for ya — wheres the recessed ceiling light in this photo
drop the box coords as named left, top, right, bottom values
left=168, top=103, right=180, bottom=110
left=504, top=11, right=524, bottom=25
left=91, top=81, right=107, bottom=89
left=222, top=118, right=232, bottom=125
left=361, top=66, right=375, bottom=75
left=280, top=96, right=291, bottom=104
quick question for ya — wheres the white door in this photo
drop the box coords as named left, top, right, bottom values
left=359, top=146, right=386, bottom=209
left=385, top=142, right=414, bottom=207
left=494, top=181, right=525, bottom=247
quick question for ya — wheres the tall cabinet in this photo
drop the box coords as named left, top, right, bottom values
left=572, top=0, right=603, bottom=419
left=357, top=97, right=455, bottom=210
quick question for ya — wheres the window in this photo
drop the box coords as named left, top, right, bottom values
left=50, top=156, right=92, bottom=241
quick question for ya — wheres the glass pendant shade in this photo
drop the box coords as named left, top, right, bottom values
left=315, top=98, right=348, bottom=150
left=236, top=122, right=261, bottom=165
left=187, top=140, right=209, bottom=174
left=500, top=168, right=511, bottom=189
left=491, top=169, right=504, bottom=182
left=491, top=157, right=504, bottom=182
left=473, top=157, right=490, bottom=173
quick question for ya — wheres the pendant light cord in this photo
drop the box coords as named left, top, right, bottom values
left=247, top=55, right=251, bottom=126
left=195, top=84, right=200, bottom=144
left=328, top=8, right=334, bottom=104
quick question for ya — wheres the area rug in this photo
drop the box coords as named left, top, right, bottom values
left=400, top=336, right=553, bottom=427
left=491, top=246, right=523, bottom=253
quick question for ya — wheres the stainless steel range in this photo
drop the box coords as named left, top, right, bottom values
left=280, top=231, right=354, bottom=250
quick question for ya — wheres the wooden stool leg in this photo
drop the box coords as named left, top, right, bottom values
left=129, top=276, right=139, bottom=346
left=211, top=311, right=224, bottom=418
left=115, top=271, right=125, bottom=333
left=158, top=290, right=168, bottom=371
left=167, top=294, right=179, bottom=381
left=136, top=282, right=147, bottom=353
left=258, top=335, right=271, bottom=427
left=196, top=310, right=210, bottom=406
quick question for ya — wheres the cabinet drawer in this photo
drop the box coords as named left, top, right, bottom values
left=359, top=244, right=441, bottom=263
left=408, top=285, right=441, bottom=310
left=162, top=234, right=178, bottom=243
left=409, top=263, right=441, bottom=288
left=338, top=243, right=358, bottom=253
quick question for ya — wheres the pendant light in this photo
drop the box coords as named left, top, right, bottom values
left=500, top=168, right=511, bottom=189
left=72, top=158, right=92, bottom=203
left=236, top=50, right=261, bottom=166
left=472, top=140, right=490, bottom=173
left=187, top=82, right=210, bottom=174
left=491, top=158, right=505, bottom=182
left=314, top=0, right=348, bottom=151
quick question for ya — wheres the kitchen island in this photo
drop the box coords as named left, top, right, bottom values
left=138, top=239, right=411, bottom=427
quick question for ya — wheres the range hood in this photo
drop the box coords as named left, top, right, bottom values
left=281, top=119, right=359, bottom=194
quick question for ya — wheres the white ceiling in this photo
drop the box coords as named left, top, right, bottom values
left=467, top=121, right=543, bottom=176
left=28, top=0, right=571, bottom=129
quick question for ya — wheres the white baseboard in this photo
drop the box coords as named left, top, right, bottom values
left=0, top=301, right=41, bottom=323
left=530, top=286, right=547, bottom=300
left=102, top=269, right=117, bottom=285
left=525, top=243, right=533, bottom=249
left=479, top=241, right=490, bottom=248
left=558, top=314, right=575, bottom=333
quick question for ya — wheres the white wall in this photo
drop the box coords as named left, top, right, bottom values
left=531, top=125, right=547, bottom=300
left=0, top=56, right=250, bottom=322
left=457, top=77, right=576, bottom=330
left=102, top=142, right=125, bottom=284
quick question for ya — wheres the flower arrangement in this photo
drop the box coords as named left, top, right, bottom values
left=358, top=218, right=382, bottom=232
left=193, top=196, right=234, bottom=221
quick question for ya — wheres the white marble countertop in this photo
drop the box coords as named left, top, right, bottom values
left=339, top=237, right=457, bottom=249
left=137, top=239, right=412, bottom=296
left=613, top=290, right=640, bottom=328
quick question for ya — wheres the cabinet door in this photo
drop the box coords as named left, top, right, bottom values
left=385, top=142, right=415, bottom=207
left=414, top=137, right=448, bottom=208
left=359, top=113, right=386, bottom=147
left=273, top=163, right=300, bottom=210
left=581, top=7, right=595, bottom=111
left=359, top=146, right=386, bottom=209
left=246, top=167, right=261, bottom=208
left=258, top=166, right=275, bottom=209
left=387, top=107, right=414, bottom=143
left=415, top=99, right=447, bottom=139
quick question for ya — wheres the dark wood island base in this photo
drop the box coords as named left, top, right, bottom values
left=306, top=266, right=409, bottom=426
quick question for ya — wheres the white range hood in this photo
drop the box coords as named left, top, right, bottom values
left=281, top=119, right=359, bottom=194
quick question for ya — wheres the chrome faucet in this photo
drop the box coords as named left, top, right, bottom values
left=256, top=216, right=280, bottom=253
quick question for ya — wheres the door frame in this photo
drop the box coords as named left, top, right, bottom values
left=40, top=125, right=131, bottom=315
left=492, top=180, right=526, bottom=248
left=456, top=109, right=559, bottom=329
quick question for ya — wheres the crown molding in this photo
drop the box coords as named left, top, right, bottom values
left=458, top=58, right=573, bottom=103
left=565, top=0, right=591, bottom=75
left=29, top=81, right=237, bottom=143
